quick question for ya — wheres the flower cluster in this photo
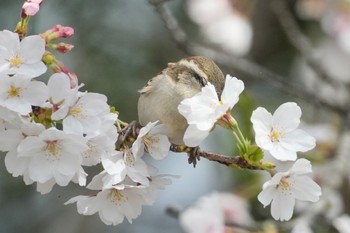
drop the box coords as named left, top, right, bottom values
left=0, top=27, right=175, bottom=225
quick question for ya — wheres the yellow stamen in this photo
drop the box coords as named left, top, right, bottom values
left=8, top=85, right=20, bottom=97
left=69, top=106, right=82, bottom=117
left=110, top=190, right=128, bottom=205
left=9, top=54, right=22, bottom=68
left=44, top=140, right=62, bottom=161
left=270, top=130, right=281, bottom=142
left=143, top=136, right=160, bottom=152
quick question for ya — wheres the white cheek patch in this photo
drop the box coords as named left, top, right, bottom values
left=179, top=59, right=208, bottom=81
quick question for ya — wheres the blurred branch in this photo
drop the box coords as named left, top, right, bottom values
left=147, top=0, right=347, bottom=114
left=270, top=0, right=341, bottom=87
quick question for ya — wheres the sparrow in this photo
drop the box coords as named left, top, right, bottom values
left=137, top=56, right=225, bottom=147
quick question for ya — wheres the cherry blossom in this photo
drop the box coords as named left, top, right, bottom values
left=178, top=75, right=244, bottom=147
left=258, top=159, right=322, bottom=221
left=65, top=185, right=144, bottom=226
left=132, top=121, right=170, bottom=160
left=251, top=102, right=316, bottom=161
left=16, top=127, right=88, bottom=187
left=0, top=73, right=48, bottom=115
left=0, top=30, right=46, bottom=77
left=101, top=149, right=150, bottom=187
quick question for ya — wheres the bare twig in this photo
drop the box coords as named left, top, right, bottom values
left=270, top=0, right=342, bottom=87
left=118, top=121, right=264, bottom=170
left=147, top=0, right=347, bottom=114
left=198, top=150, right=263, bottom=170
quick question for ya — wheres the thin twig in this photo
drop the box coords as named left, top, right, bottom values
left=147, top=0, right=347, bottom=114
left=198, top=150, right=263, bottom=170
left=118, top=121, right=264, bottom=170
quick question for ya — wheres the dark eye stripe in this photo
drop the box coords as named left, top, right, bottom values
left=193, top=72, right=207, bottom=87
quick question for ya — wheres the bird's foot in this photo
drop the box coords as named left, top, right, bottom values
left=170, top=144, right=201, bottom=167
left=116, top=120, right=141, bottom=148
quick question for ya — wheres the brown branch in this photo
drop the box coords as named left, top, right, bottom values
left=270, top=0, right=342, bottom=87
left=118, top=121, right=264, bottom=170
left=198, top=150, right=263, bottom=170
left=147, top=0, right=347, bottom=114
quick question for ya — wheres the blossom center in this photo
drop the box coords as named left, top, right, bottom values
left=277, top=176, right=294, bottom=196
left=44, top=140, right=61, bottom=160
left=7, top=85, right=21, bottom=97
left=110, top=190, right=128, bottom=205
left=270, top=130, right=281, bottom=142
left=69, top=105, right=83, bottom=117
left=9, top=53, right=23, bottom=68
left=83, top=142, right=95, bottom=159
left=142, top=136, right=159, bottom=152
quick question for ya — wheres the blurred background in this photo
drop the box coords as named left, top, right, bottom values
left=0, top=0, right=350, bottom=232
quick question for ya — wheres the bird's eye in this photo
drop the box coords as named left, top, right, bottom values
left=193, top=73, right=207, bottom=87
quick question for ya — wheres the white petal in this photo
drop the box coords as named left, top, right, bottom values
left=36, top=179, right=56, bottom=194
left=251, top=107, right=273, bottom=134
left=24, top=80, right=48, bottom=106
left=53, top=170, right=72, bottom=186
left=292, top=176, right=322, bottom=202
left=289, top=158, right=312, bottom=175
left=63, top=116, right=84, bottom=135
left=65, top=195, right=99, bottom=215
left=257, top=185, right=275, bottom=207
left=0, top=30, right=20, bottom=52
left=221, top=75, right=244, bottom=109
left=0, top=129, right=23, bottom=151
left=280, top=129, right=316, bottom=152
left=272, top=102, right=301, bottom=133
left=28, top=156, right=53, bottom=183
left=48, top=73, right=71, bottom=103
left=17, top=62, right=47, bottom=77
left=269, top=143, right=298, bottom=161
left=148, top=135, right=170, bottom=160
left=138, top=121, right=158, bottom=138
left=99, top=201, right=124, bottom=225
left=79, top=93, right=109, bottom=115
left=4, top=150, right=29, bottom=177
left=20, top=35, right=45, bottom=63
left=183, top=124, right=210, bottom=147
left=102, top=155, right=126, bottom=175
left=270, top=191, right=295, bottom=221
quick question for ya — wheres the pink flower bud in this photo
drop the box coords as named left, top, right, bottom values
left=22, top=2, right=40, bottom=17
left=54, top=43, right=74, bottom=53
left=59, top=26, right=74, bottom=38
left=50, top=25, right=75, bottom=38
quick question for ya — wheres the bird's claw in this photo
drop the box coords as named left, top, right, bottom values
left=116, top=120, right=141, bottom=148
left=170, top=144, right=201, bottom=167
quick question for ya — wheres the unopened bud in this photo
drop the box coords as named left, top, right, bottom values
left=51, top=42, right=74, bottom=53
left=22, top=2, right=40, bottom=17
left=41, top=25, right=75, bottom=42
